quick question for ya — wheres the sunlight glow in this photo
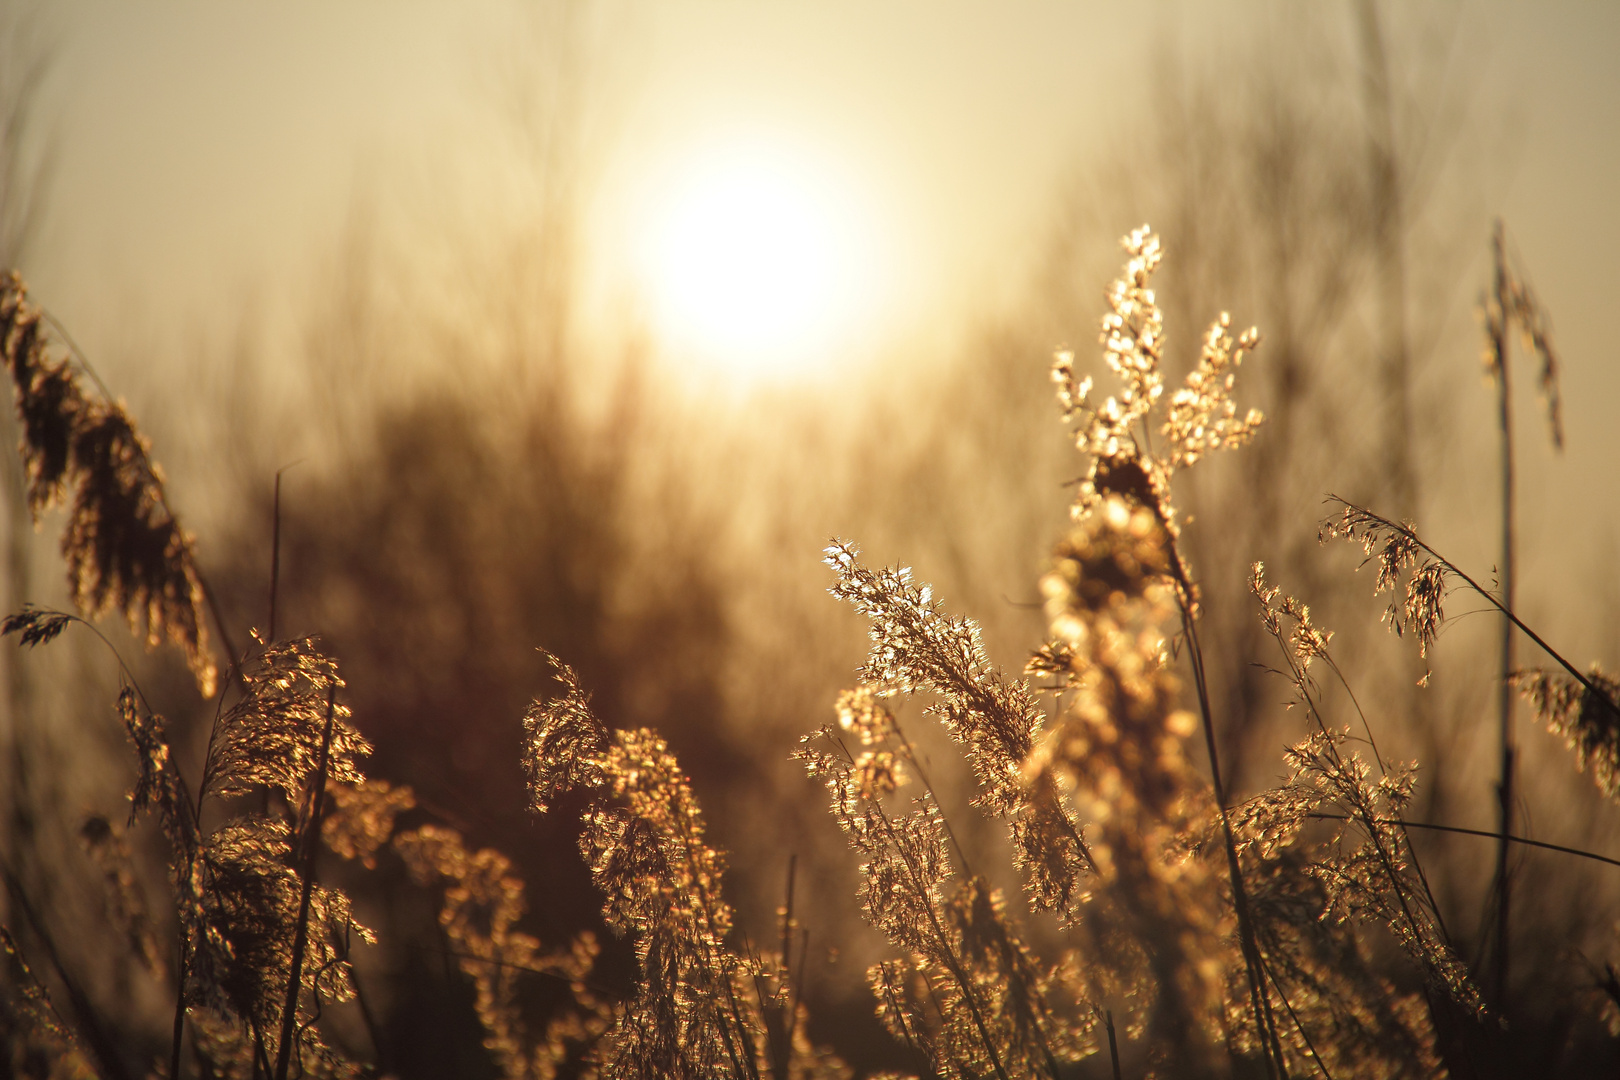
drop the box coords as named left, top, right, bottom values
left=635, top=142, right=881, bottom=386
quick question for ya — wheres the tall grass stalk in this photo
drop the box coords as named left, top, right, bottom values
left=1481, top=218, right=1562, bottom=1008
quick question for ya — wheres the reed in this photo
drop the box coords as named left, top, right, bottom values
left=1, top=219, right=1617, bottom=1079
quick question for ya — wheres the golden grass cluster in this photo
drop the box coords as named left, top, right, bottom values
left=1, top=227, right=1617, bottom=1079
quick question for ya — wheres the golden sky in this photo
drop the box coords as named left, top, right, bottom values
left=27, top=2, right=1620, bottom=374
left=15, top=1, right=1620, bottom=646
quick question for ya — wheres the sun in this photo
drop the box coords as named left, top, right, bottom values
left=634, top=142, right=879, bottom=386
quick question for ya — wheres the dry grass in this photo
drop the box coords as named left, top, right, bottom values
left=0, top=225, right=1617, bottom=1080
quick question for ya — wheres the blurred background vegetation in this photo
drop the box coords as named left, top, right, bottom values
left=1, top=1, right=1617, bottom=1075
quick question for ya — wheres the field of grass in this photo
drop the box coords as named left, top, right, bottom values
left=0, top=217, right=1616, bottom=1079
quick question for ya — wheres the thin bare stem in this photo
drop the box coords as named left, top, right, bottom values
left=269, top=470, right=283, bottom=644
left=267, top=461, right=303, bottom=644
left=1167, top=541, right=1288, bottom=1080
left=1308, top=814, right=1620, bottom=871
left=791, top=927, right=809, bottom=1031
left=775, top=853, right=797, bottom=1076
left=1489, top=217, right=1517, bottom=1010
left=169, top=935, right=189, bottom=1080
left=36, top=306, right=113, bottom=401
left=1105, top=1008, right=1122, bottom=1080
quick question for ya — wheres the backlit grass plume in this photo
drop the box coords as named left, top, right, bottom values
left=1044, top=231, right=1284, bottom=1070
left=1026, top=496, right=1231, bottom=1072
left=0, top=271, right=216, bottom=696
left=526, top=652, right=845, bottom=1080
left=0, top=288, right=615, bottom=1080
left=820, top=541, right=1089, bottom=913
left=804, top=228, right=1287, bottom=1078
left=1040, top=228, right=1279, bottom=1072
left=1513, top=667, right=1620, bottom=800
left=1238, top=564, right=1474, bottom=1072
left=162, top=639, right=371, bottom=1078
left=1051, top=225, right=1262, bottom=541
left=0, top=629, right=381, bottom=1079
left=0, top=926, right=98, bottom=1078
left=1321, top=497, right=1620, bottom=797
left=394, top=820, right=609, bottom=1080
left=798, top=680, right=1087, bottom=1080
left=320, top=775, right=612, bottom=1080
left=8, top=213, right=1620, bottom=1078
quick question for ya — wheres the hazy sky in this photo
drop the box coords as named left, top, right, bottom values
left=12, top=1, right=1620, bottom=650
left=25, top=3, right=1620, bottom=367
left=28, top=2, right=1160, bottom=363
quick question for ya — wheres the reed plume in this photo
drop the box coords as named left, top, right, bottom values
left=1513, top=667, right=1620, bottom=801
left=0, top=624, right=380, bottom=1077
left=1238, top=564, right=1476, bottom=1072
left=1026, top=495, right=1230, bottom=1073
left=801, top=228, right=1282, bottom=1077
left=527, top=652, right=846, bottom=1080
left=798, top=677, right=1085, bottom=1080
left=1037, top=227, right=1276, bottom=1072
left=394, top=820, right=608, bottom=1080
left=1320, top=496, right=1620, bottom=798
left=0, top=272, right=216, bottom=696
left=802, top=226, right=1541, bottom=1078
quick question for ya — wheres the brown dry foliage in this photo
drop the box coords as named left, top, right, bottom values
left=0, top=272, right=216, bottom=695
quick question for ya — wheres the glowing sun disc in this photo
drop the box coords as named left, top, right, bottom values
left=638, top=145, right=875, bottom=383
